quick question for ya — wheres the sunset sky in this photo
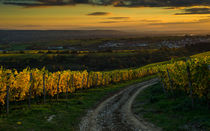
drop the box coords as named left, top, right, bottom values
left=1, top=0, right=210, bottom=33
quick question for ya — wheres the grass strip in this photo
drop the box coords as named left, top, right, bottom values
left=133, top=83, right=210, bottom=131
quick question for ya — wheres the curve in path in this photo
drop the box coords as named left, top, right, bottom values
left=79, top=78, right=161, bottom=131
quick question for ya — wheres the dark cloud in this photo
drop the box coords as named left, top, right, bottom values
left=175, top=8, right=210, bottom=15
left=113, top=0, right=210, bottom=7
left=141, top=19, right=162, bottom=23
left=100, top=21, right=120, bottom=23
left=2, top=0, right=210, bottom=7
left=164, top=7, right=176, bottom=9
left=149, top=18, right=210, bottom=25
left=2, top=0, right=75, bottom=7
left=100, top=20, right=133, bottom=23
left=107, top=17, right=130, bottom=20
left=150, top=21, right=197, bottom=25
left=87, top=12, right=111, bottom=16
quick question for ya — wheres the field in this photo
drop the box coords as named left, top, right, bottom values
left=0, top=41, right=209, bottom=72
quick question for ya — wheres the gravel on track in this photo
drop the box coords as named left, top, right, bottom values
left=79, top=78, right=161, bottom=131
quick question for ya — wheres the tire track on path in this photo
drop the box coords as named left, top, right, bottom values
left=79, top=78, right=161, bottom=131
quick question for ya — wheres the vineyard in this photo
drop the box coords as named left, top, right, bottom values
left=0, top=51, right=209, bottom=113
left=0, top=64, right=158, bottom=108
left=159, top=55, right=210, bottom=106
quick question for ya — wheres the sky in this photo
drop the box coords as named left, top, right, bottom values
left=0, top=0, right=210, bottom=33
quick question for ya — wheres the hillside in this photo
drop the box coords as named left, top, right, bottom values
left=0, top=30, right=130, bottom=43
left=0, top=51, right=209, bottom=130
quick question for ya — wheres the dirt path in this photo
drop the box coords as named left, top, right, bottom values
left=79, top=78, right=161, bottom=131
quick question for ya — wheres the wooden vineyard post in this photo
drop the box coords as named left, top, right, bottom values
left=107, top=74, right=109, bottom=85
left=66, top=75, right=70, bottom=100
left=95, top=74, right=98, bottom=87
left=65, top=75, right=70, bottom=109
left=110, top=74, right=113, bottom=84
left=101, top=73, right=104, bottom=86
left=113, top=73, right=116, bottom=83
left=28, top=73, right=33, bottom=108
left=104, top=74, right=106, bottom=85
left=71, top=74, right=74, bottom=92
left=92, top=74, right=95, bottom=87
left=116, top=73, right=118, bottom=82
left=166, top=69, right=173, bottom=95
left=81, top=74, right=85, bottom=89
left=86, top=74, right=89, bottom=88
left=186, top=62, right=194, bottom=108
left=120, top=72, right=123, bottom=82
left=57, top=74, right=61, bottom=101
left=43, top=73, right=46, bottom=104
left=118, top=72, right=120, bottom=82
left=6, top=73, right=10, bottom=114
left=160, top=72, right=166, bottom=95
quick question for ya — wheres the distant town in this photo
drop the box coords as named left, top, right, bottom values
left=0, top=30, right=210, bottom=51
left=46, top=35, right=210, bottom=51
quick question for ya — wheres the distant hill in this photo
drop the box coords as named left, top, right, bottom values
left=1, top=30, right=209, bottom=44
left=0, top=30, right=131, bottom=43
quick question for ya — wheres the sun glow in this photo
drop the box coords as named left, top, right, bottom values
left=0, top=3, right=210, bottom=32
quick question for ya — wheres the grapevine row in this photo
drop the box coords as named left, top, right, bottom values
left=159, top=56, right=209, bottom=101
left=0, top=66, right=158, bottom=105
left=0, top=52, right=209, bottom=110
